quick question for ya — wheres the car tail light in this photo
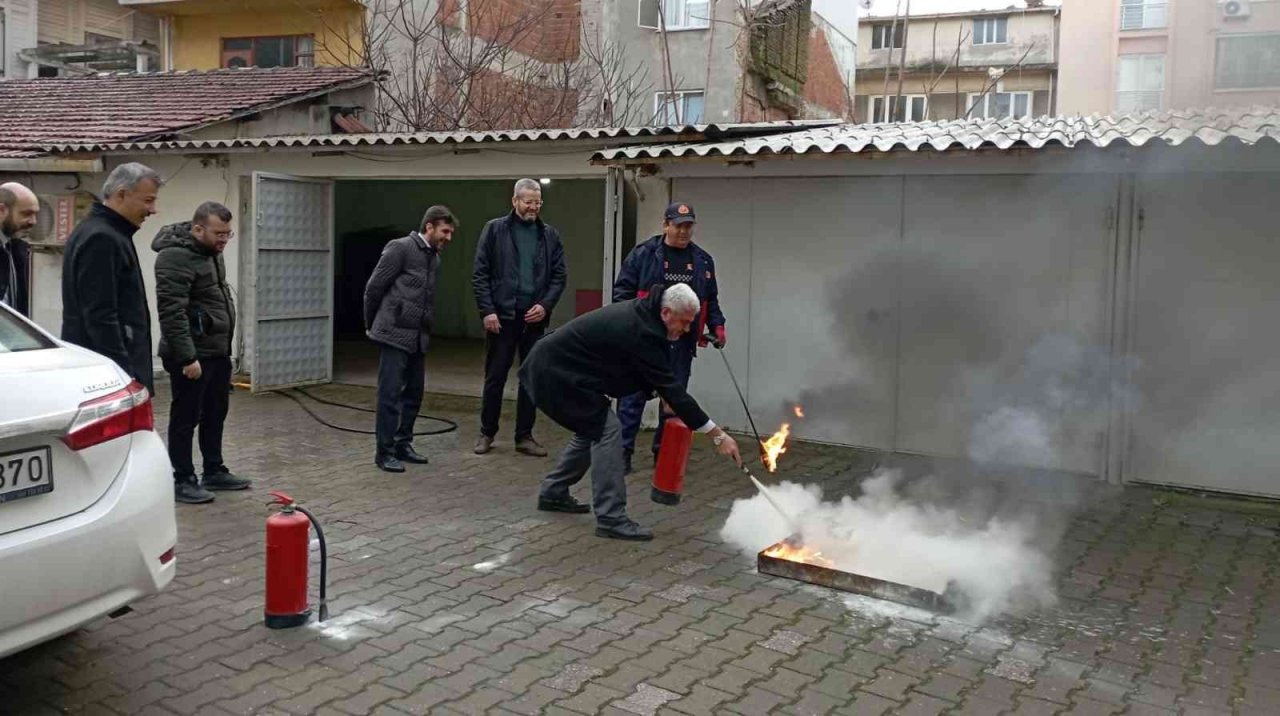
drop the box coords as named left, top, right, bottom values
left=63, top=380, right=154, bottom=451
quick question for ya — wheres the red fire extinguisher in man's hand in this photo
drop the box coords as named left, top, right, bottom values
left=651, top=410, right=694, bottom=505
left=265, top=491, right=329, bottom=628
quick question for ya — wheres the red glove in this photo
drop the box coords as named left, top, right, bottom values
left=714, top=325, right=727, bottom=348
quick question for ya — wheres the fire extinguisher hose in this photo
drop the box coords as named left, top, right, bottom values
left=294, top=504, right=329, bottom=622
left=282, top=387, right=458, bottom=437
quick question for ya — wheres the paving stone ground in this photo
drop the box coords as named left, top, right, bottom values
left=3, top=383, right=1280, bottom=715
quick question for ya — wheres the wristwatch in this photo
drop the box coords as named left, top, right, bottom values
left=712, top=433, right=727, bottom=447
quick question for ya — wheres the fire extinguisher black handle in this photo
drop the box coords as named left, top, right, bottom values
left=702, top=332, right=724, bottom=350
left=294, top=505, right=329, bottom=623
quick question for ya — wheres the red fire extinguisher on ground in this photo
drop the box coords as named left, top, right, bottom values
left=651, top=414, right=694, bottom=505
left=265, top=491, right=329, bottom=629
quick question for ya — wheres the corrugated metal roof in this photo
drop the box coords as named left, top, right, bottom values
left=593, top=108, right=1280, bottom=163
left=42, top=120, right=840, bottom=155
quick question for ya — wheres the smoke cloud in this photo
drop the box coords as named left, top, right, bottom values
left=720, top=471, right=1058, bottom=622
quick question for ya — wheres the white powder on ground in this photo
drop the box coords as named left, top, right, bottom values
left=720, top=469, right=1058, bottom=622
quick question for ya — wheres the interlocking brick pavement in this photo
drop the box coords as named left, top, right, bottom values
left=3, top=384, right=1280, bottom=714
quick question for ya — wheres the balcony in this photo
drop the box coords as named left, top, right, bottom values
left=1120, top=2, right=1167, bottom=31
left=118, top=0, right=359, bottom=14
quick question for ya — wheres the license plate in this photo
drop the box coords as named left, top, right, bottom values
left=0, top=447, right=54, bottom=504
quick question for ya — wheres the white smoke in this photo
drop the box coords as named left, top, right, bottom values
left=720, top=471, right=1057, bottom=622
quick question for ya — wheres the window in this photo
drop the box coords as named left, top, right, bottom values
left=871, top=22, right=904, bottom=50
left=967, top=90, right=1033, bottom=119
left=0, top=308, right=54, bottom=354
left=221, top=36, right=315, bottom=69
left=974, top=17, right=1008, bottom=45
left=869, top=95, right=927, bottom=123
left=1216, top=34, right=1280, bottom=90
left=1120, top=0, right=1167, bottom=31
left=1116, top=54, right=1165, bottom=113
left=655, top=91, right=705, bottom=124
left=637, top=0, right=709, bottom=30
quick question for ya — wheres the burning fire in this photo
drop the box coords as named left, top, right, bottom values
left=761, top=423, right=790, bottom=472
left=763, top=540, right=834, bottom=567
left=793, top=405, right=805, bottom=418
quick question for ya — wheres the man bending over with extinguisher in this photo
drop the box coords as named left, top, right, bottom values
left=519, top=283, right=742, bottom=541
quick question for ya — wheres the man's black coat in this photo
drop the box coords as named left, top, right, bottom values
left=519, top=288, right=711, bottom=440
left=61, top=203, right=154, bottom=392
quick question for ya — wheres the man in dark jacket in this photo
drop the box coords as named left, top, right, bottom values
left=614, top=202, right=726, bottom=473
left=154, top=202, right=251, bottom=504
left=471, top=178, right=567, bottom=458
left=520, top=283, right=742, bottom=541
left=62, top=163, right=161, bottom=393
left=0, top=183, right=39, bottom=317
left=365, top=205, right=456, bottom=473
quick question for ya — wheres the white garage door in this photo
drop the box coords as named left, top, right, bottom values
left=1128, top=173, right=1280, bottom=496
left=250, top=173, right=334, bottom=392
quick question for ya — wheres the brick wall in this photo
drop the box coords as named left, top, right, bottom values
left=468, top=0, right=581, bottom=64
left=464, top=69, right=580, bottom=129
left=804, top=26, right=851, bottom=119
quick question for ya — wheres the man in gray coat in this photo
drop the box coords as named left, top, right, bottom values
left=364, top=205, right=456, bottom=473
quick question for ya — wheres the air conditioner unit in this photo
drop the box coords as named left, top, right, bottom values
left=1222, top=0, right=1251, bottom=19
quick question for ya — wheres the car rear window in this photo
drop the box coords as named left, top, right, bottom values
left=0, top=307, right=55, bottom=353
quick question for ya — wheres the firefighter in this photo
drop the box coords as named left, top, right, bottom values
left=519, top=283, right=742, bottom=541
left=613, top=202, right=726, bottom=474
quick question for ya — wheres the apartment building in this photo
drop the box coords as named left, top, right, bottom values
left=854, top=0, right=1060, bottom=123
left=0, top=0, right=161, bottom=77
left=1059, top=0, right=1280, bottom=115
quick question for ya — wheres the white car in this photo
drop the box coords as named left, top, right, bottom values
left=0, top=302, right=176, bottom=659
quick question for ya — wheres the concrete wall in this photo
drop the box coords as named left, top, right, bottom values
left=608, top=0, right=744, bottom=124
left=858, top=9, right=1058, bottom=73
left=854, top=68, right=1054, bottom=121
left=2, top=0, right=38, bottom=78
left=161, top=2, right=364, bottom=70
left=1058, top=0, right=1280, bottom=116
left=184, top=86, right=377, bottom=139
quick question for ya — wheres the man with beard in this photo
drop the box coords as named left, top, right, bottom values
left=0, top=183, right=39, bottom=317
left=154, top=201, right=250, bottom=504
left=471, top=178, right=567, bottom=458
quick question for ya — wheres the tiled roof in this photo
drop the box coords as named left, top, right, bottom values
left=593, top=107, right=1280, bottom=163
left=0, top=66, right=376, bottom=158
left=38, top=120, right=840, bottom=154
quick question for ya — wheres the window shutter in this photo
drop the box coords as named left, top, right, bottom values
left=638, top=0, right=660, bottom=29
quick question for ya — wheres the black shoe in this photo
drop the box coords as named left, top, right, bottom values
left=201, top=470, right=251, bottom=491
left=538, top=495, right=591, bottom=514
left=595, top=520, right=654, bottom=541
left=623, top=450, right=634, bottom=475
left=395, top=445, right=430, bottom=464
left=376, top=455, right=405, bottom=473
left=175, top=480, right=215, bottom=504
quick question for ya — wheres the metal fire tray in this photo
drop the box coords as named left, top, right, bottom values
left=758, top=538, right=957, bottom=614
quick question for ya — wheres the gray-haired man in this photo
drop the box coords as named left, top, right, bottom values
left=62, top=163, right=162, bottom=393
left=471, top=178, right=568, bottom=457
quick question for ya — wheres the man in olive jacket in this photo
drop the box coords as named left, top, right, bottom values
left=154, top=202, right=251, bottom=504
left=364, top=205, right=456, bottom=473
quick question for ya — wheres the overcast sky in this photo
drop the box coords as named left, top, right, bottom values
left=812, top=0, right=858, bottom=37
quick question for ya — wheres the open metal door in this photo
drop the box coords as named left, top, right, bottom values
left=250, top=173, right=334, bottom=393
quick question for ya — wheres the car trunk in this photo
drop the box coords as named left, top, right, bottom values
left=0, top=347, right=135, bottom=536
